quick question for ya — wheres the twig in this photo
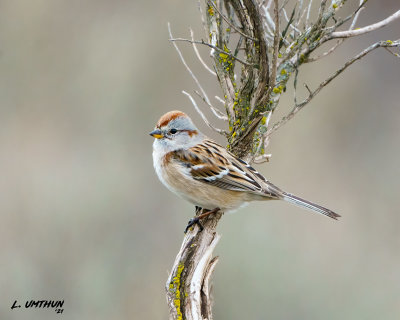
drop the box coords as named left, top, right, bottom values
left=331, top=10, right=400, bottom=39
left=190, top=29, right=216, bottom=76
left=207, top=0, right=258, bottom=41
left=215, top=95, right=225, bottom=104
left=282, top=8, right=301, bottom=34
left=252, top=111, right=272, bottom=164
left=307, top=3, right=365, bottom=63
left=278, top=0, right=290, bottom=12
left=305, top=0, right=313, bottom=27
left=194, top=90, right=228, bottom=121
left=169, top=37, right=253, bottom=66
left=168, top=23, right=214, bottom=112
left=267, top=39, right=400, bottom=136
left=294, top=0, right=304, bottom=31
left=384, top=47, right=400, bottom=58
left=306, top=40, right=343, bottom=62
left=183, top=90, right=228, bottom=136
left=350, top=1, right=365, bottom=31
left=261, top=2, right=277, bottom=38
left=270, top=0, right=280, bottom=89
left=333, top=0, right=369, bottom=30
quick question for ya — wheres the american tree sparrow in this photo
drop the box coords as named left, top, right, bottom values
left=150, top=111, right=340, bottom=231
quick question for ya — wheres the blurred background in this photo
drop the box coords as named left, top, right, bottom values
left=0, top=0, right=399, bottom=319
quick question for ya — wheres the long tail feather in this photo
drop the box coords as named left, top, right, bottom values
left=282, top=193, right=340, bottom=220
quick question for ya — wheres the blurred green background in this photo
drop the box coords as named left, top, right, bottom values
left=0, top=1, right=399, bottom=319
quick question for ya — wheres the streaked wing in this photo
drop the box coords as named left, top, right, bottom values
left=169, top=139, right=281, bottom=198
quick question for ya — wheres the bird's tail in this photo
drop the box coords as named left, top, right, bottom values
left=282, top=193, right=340, bottom=220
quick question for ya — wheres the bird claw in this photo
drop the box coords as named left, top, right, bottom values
left=184, top=217, right=204, bottom=233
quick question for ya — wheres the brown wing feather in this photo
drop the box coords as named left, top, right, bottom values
left=169, top=139, right=281, bottom=198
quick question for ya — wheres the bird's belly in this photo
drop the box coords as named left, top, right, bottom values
left=160, top=163, right=246, bottom=211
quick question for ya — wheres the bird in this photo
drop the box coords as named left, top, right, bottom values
left=150, top=110, right=340, bottom=232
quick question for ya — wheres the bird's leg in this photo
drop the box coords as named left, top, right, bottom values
left=184, top=207, right=221, bottom=233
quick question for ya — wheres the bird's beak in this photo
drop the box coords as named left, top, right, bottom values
left=149, top=129, right=164, bottom=139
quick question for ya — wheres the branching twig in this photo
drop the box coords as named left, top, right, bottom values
left=270, top=0, right=280, bottom=90
left=207, top=0, right=258, bottom=41
left=267, top=39, right=400, bottom=136
left=194, top=90, right=228, bottom=121
left=190, top=28, right=216, bottom=76
left=169, top=37, right=253, bottom=66
left=331, top=10, right=400, bottom=39
left=168, top=23, right=214, bottom=112
left=183, top=90, right=228, bottom=136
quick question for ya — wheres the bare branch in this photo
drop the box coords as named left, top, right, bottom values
left=306, top=40, right=343, bottom=63
left=183, top=91, right=228, bottom=136
left=305, top=0, right=313, bottom=27
left=168, top=23, right=214, bottom=112
left=306, top=1, right=365, bottom=63
left=214, top=95, right=225, bottom=104
left=331, top=10, right=400, bottom=39
left=260, top=2, right=277, bottom=39
left=252, top=111, right=272, bottom=164
left=350, top=1, right=365, bottom=31
left=194, top=90, right=228, bottom=121
left=169, top=37, right=253, bottom=66
left=267, top=39, right=400, bottom=137
left=332, top=0, right=368, bottom=30
left=200, top=256, right=219, bottom=318
left=190, top=234, right=220, bottom=319
left=190, top=28, right=216, bottom=76
left=282, top=8, right=301, bottom=35
left=165, top=210, right=223, bottom=320
left=270, top=0, right=280, bottom=89
left=384, top=47, right=400, bottom=58
left=207, top=0, right=258, bottom=41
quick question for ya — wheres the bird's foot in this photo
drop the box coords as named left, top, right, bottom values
left=184, top=217, right=204, bottom=233
left=184, top=207, right=220, bottom=233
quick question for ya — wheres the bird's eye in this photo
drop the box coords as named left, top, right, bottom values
left=169, top=129, right=178, bottom=134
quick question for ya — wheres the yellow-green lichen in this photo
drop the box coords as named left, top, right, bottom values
left=273, top=86, right=283, bottom=94
left=171, top=263, right=184, bottom=320
left=219, top=52, right=229, bottom=62
left=261, top=116, right=267, bottom=125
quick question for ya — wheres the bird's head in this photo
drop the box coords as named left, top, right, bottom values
left=150, top=111, right=203, bottom=152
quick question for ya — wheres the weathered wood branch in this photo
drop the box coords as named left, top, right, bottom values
left=331, top=9, right=400, bottom=39
left=166, top=210, right=223, bottom=320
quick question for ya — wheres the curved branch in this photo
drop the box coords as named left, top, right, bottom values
left=183, top=91, right=228, bottom=136
left=170, top=38, right=253, bottom=66
left=267, top=39, right=400, bottom=136
left=165, top=210, right=223, bottom=320
left=331, top=10, right=400, bottom=39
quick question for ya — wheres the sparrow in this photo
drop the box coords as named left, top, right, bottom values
left=150, top=110, right=340, bottom=231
